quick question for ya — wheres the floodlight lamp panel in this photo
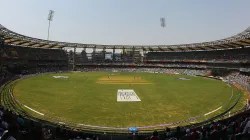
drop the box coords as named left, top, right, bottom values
left=49, top=10, right=54, bottom=15
left=160, top=17, right=166, bottom=28
left=48, top=10, right=55, bottom=21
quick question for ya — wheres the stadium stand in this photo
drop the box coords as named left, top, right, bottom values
left=145, top=48, right=250, bottom=63
left=1, top=45, right=68, bottom=74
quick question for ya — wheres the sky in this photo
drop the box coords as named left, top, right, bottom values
left=0, top=0, right=250, bottom=48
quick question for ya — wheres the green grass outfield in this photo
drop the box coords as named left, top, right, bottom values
left=12, top=72, right=245, bottom=128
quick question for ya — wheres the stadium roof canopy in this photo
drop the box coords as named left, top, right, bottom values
left=0, top=24, right=250, bottom=51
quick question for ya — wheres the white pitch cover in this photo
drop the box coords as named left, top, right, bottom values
left=117, top=89, right=141, bottom=102
left=53, top=76, right=68, bottom=79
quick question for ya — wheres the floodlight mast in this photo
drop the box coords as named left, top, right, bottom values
left=47, top=10, right=55, bottom=40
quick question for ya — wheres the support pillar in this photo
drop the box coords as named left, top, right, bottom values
left=122, top=47, right=126, bottom=62
left=112, top=48, right=115, bottom=61
left=83, top=47, right=87, bottom=63
left=141, top=48, right=145, bottom=62
left=92, top=47, right=96, bottom=62
left=103, top=48, right=106, bottom=61
left=132, top=47, right=135, bottom=63
left=73, top=47, right=76, bottom=70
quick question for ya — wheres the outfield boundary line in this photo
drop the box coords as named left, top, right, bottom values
left=2, top=72, right=243, bottom=132
left=202, top=89, right=233, bottom=116
left=204, top=106, right=222, bottom=116
left=23, top=105, right=44, bottom=116
left=229, top=89, right=234, bottom=100
left=8, top=83, right=45, bottom=116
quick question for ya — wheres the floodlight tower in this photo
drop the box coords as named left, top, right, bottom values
left=47, top=10, right=55, bottom=40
